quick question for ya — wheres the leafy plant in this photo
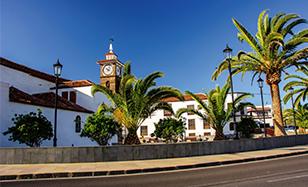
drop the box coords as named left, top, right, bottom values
left=92, top=62, right=183, bottom=144
left=177, top=83, right=254, bottom=140
left=80, top=110, right=120, bottom=145
left=237, top=117, right=258, bottom=138
left=152, top=118, right=186, bottom=143
left=283, top=103, right=308, bottom=133
left=283, top=65, right=308, bottom=107
left=3, top=109, right=53, bottom=147
left=212, top=10, right=308, bottom=136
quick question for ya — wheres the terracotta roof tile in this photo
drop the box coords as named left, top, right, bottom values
left=57, top=80, right=94, bottom=89
left=162, top=93, right=207, bottom=102
left=9, top=87, right=93, bottom=113
left=1, top=57, right=69, bottom=83
left=247, top=106, right=271, bottom=112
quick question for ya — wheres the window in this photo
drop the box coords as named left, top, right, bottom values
left=204, top=132, right=211, bottom=136
left=203, top=120, right=210, bottom=129
left=240, top=109, right=245, bottom=115
left=188, top=119, right=195, bottom=130
left=140, top=126, right=148, bottom=136
left=188, top=133, right=196, bottom=137
left=163, top=104, right=172, bottom=116
left=70, top=91, right=77, bottom=103
left=229, top=122, right=235, bottom=131
left=62, top=91, right=68, bottom=100
left=187, top=105, right=194, bottom=115
left=106, top=81, right=110, bottom=89
left=75, top=115, right=81, bottom=133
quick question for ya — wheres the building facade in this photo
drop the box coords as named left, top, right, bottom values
left=0, top=43, right=121, bottom=147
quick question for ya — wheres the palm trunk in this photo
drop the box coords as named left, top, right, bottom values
left=124, top=130, right=141, bottom=145
left=214, top=128, right=225, bottom=140
left=269, top=83, right=287, bottom=136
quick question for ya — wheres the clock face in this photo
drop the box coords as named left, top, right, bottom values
left=103, top=64, right=113, bottom=75
left=116, top=66, right=121, bottom=76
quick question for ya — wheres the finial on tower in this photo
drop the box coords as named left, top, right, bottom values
left=109, top=38, right=114, bottom=53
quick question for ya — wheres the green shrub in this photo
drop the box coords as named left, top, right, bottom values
left=80, top=111, right=120, bottom=145
left=237, top=117, right=258, bottom=138
left=3, top=109, right=53, bottom=147
left=152, top=118, right=186, bottom=143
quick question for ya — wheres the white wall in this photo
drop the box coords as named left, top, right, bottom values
left=0, top=65, right=54, bottom=94
left=57, top=86, right=110, bottom=112
left=138, top=99, right=215, bottom=139
left=138, top=93, right=251, bottom=139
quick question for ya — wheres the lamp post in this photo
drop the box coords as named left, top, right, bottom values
left=257, top=76, right=267, bottom=137
left=289, top=87, right=297, bottom=135
left=223, top=45, right=238, bottom=139
left=53, top=59, right=62, bottom=147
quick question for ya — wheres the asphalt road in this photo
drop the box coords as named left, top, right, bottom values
left=2, top=154, right=308, bottom=187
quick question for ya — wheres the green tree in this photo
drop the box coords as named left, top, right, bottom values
left=151, top=118, right=186, bottom=143
left=283, top=103, right=308, bottom=134
left=212, top=10, right=308, bottom=136
left=237, top=117, right=258, bottom=138
left=3, top=109, right=53, bottom=147
left=283, top=65, right=308, bottom=107
left=177, top=83, right=254, bottom=140
left=80, top=109, right=120, bottom=145
left=92, top=63, right=183, bottom=145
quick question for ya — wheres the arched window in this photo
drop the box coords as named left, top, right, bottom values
left=75, top=115, right=81, bottom=133
left=106, top=81, right=110, bottom=89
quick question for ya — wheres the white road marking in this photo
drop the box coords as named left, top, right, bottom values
left=267, top=174, right=308, bottom=183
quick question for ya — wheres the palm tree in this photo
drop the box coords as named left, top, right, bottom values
left=176, top=83, right=254, bottom=140
left=212, top=10, right=308, bottom=136
left=283, top=65, right=308, bottom=107
left=92, top=63, right=183, bottom=145
left=283, top=103, right=308, bottom=134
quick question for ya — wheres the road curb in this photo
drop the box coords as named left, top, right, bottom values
left=1, top=150, right=308, bottom=181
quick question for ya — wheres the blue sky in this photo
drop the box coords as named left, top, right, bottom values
left=1, top=0, right=307, bottom=107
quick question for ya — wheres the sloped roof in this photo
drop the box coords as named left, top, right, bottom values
left=57, top=80, right=94, bottom=89
left=9, top=87, right=93, bottom=113
left=0, top=57, right=69, bottom=83
left=162, top=93, right=207, bottom=102
left=247, top=106, right=271, bottom=112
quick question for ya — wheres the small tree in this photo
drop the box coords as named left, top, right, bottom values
left=3, top=109, right=53, bottom=147
left=152, top=118, right=186, bottom=143
left=80, top=111, right=120, bottom=145
left=237, top=117, right=258, bottom=138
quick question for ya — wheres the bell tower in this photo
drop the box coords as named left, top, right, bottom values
left=97, top=39, right=124, bottom=93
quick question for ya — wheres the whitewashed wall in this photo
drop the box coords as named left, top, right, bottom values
left=0, top=65, right=54, bottom=94
left=138, top=93, right=251, bottom=139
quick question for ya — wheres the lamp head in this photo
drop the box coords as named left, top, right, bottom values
left=53, top=59, right=63, bottom=77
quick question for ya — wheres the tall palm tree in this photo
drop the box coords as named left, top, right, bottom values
left=283, top=65, right=308, bottom=107
left=283, top=103, right=308, bottom=134
left=212, top=10, right=308, bottom=136
left=176, top=83, right=254, bottom=140
left=92, top=63, right=183, bottom=145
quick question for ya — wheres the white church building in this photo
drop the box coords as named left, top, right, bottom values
left=1, top=43, right=261, bottom=147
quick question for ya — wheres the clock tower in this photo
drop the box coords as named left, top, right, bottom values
left=97, top=40, right=124, bottom=93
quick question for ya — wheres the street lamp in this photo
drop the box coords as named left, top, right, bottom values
left=289, top=87, right=297, bottom=135
left=53, top=59, right=62, bottom=147
left=257, top=76, right=267, bottom=137
left=223, top=45, right=239, bottom=139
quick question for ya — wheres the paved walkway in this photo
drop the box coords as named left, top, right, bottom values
left=1, top=145, right=308, bottom=181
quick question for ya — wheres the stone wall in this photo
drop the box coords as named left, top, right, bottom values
left=1, top=135, right=308, bottom=164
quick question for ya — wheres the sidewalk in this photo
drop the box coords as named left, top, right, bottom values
left=1, top=145, right=308, bottom=181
